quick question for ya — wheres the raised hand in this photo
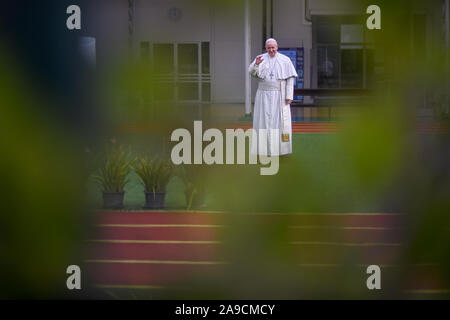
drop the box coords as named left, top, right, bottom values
left=255, top=56, right=264, bottom=65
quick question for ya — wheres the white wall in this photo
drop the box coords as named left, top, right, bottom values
left=134, top=0, right=211, bottom=42
left=307, top=0, right=364, bottom=15
left=211, top=0, right=266, bottom=104
left=210, top=1, right=246, bottom=103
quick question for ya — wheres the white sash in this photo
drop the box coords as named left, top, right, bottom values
left=258, top=80, right=281, bottom=91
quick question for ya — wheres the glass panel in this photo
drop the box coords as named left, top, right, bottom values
left=341, top=15, right=363, bottom=25
left=317, top=23, right=340, bottom=44
left=317, top=46, right=339, bottom=88
left=201, top=42, right=210, bottom=74
left=202, top=82, right=210, bottom=102
left=341, top=24, right=363, bottom=43
left=340, top=49, right=363, bottom=88
left=315, top=16, right=340, bottom=44
left=153, top=43, right=174, bottom=74
left=178, top=43, right=198, bottom=74
left=178, top=82, right=199, bottom=100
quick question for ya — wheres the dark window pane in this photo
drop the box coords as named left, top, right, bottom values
left=317, top=23, right=340, bottom=44
left=201, top=42, right=210, bottom=74
left=153, top=44, right=174, bottom=74
left=318, top=46, right=339, bottom=88
left=178, top=82, right=198, bottom=100
left=341, top=24, right=363, bottom=43
left=178, top=44, right=198, bottom=74
left=202, top=82, right=210, bottom=101
left=340, top=15, right=363, bottom=25
left=341, top=49, right=363, bottom=88
left=315, top=15, right=363, bottom=44
left=314, top=16, right=340, bottom=44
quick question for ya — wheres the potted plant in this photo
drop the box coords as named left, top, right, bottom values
left=179, top=165, right=207, bottom=210
left=93, top=144, right=131, bottom=209
left=133, top=156, right=173, bottom=209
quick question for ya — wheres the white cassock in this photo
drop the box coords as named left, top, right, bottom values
left=248, top=52, right=298, bottom=156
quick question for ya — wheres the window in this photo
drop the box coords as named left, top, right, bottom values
left=201, top=42, right=210, bottom=74
left=177, top=43, right=198, bottom=74
left=317, top=46, right=339, bottom=88
left=313, top=15, right=382, bottom=89
left=140, top=42, right=211, bottom=103
left=153, top=43, right=174, bottom=74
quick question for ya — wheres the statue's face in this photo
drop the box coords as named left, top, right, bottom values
left=265, top=41, right=278, bottom=57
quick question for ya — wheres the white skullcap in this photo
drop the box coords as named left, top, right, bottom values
left=265, top=38, right=278, bottom=46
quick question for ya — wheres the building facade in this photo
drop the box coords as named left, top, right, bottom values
left=82, top=0, right=449, bottom=115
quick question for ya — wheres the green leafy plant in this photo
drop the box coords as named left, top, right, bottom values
left=178, top=165, right=207, bottom=210
left=132, top=156, right=173, bottom=194
left=93, top=144, right=131, bottom=192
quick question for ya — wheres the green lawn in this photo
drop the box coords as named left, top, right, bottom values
left=87, top=131, right=405, bottom=212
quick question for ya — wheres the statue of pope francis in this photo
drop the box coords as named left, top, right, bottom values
left=248, top=38, right=298, bottom=156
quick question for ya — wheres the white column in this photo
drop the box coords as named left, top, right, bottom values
left=244, top=0, right=252, bottom=115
